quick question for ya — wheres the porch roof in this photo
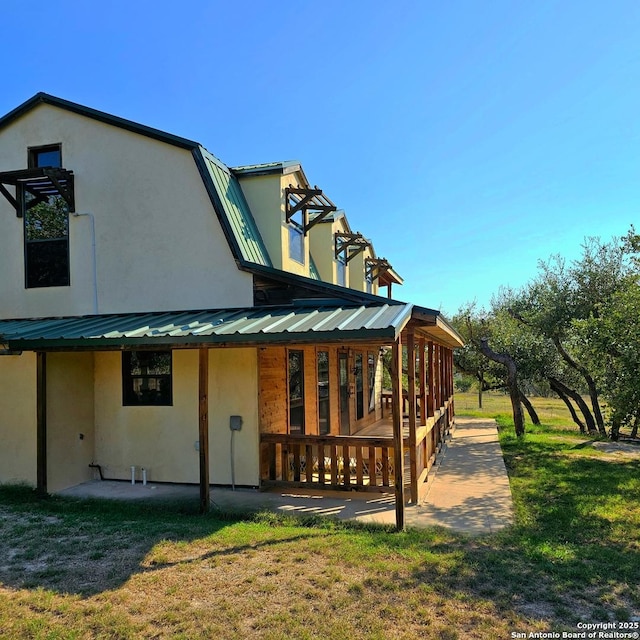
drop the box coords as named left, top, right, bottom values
left=0, top=302, right=417, bottom=351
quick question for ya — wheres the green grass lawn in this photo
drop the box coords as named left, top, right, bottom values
left=1, top=394, right=638, bottom=639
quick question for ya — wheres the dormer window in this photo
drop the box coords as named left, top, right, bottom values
left=337, top=256, right=346, bottom=287
left=288, top=222, right=305, bottom=264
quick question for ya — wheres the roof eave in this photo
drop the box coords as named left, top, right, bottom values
left=0, top=92, right=200, bottom=150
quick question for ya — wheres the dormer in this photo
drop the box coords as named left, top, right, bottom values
left=365, top=255, right=403, bottom=298
left=308, top=210, right=353, bottom=286
left=232, top=161, right=336, bottom=279
left=233, top=162, right=336, bottom=278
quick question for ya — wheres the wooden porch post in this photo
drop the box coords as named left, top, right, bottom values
left=36, top=351, right=47, bottom=496
left=427, top=340, right=434, bottom=418
left=391, top=335, right=405, bottom=531
left=418, top=337, right=426, bottom=425
left=199, top=347, right=210, bottom=514
left=435, top=344, right=442, bottom=409
left=407, top=331, right=418, bottom=504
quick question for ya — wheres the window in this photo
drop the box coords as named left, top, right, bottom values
left=355, top=352, right=364, bottom=420
left=368, top=352, right=376, bottom=413
left=317, top=350, right=330, bottom=435
left=337, top=258, right=346, bottom=287
left=29, top=145, right=62, bottom=169
left=24, top=144, right=70, bottom=288
left=288, top=223, right=305, bottom=264
left=123, top=351, right=173, bottom=406
left=288, top=350, right=305, bottom=433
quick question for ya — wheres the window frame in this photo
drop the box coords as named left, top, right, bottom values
left=288, top=349, right=305, bottom=434
left=28, top=144, right=62, bottom=169
left=336, top=257, right=346, bottom=287
left=288, top=221, right=305, bottom=264
left=368, top=351, right=376, bottom=413
left=355, top=352, right=364, bottom=421
left=122, top=350, right=173, bottom=406
left=23, top=144, right=70, bottom=289
left=317, top=349, right=330, bottom=435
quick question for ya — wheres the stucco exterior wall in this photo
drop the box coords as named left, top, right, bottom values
left=237, top=171, right=311, bottom=277
left=208, top=348, right=259, bottom=486
left=93, top=348, right=259, bottom=486
left=0, top=353, right=37, bottom=486
left=47, top=352, right=95, bottom=492
left=0, top=103, right=253, bottom=319
left=95, top=350, right=200, bottom=483
left=309, top=222, right=335, bottom=283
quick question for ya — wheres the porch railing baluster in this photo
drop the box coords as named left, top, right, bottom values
left=369, top=446, right=377, bottom=487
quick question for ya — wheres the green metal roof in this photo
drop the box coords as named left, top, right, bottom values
left=196, top=149, right=272, bottom=267
left=309, top=253, right=321, bottom=280
left=0, top=303, right=413, bottom=350
left=232, top=161, right=302, bottom=176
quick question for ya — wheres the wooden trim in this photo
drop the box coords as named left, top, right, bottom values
left=427, top=340, right=435, bottom=417
left=418, top=337, right=426, bottom=425
left=391, top=336, right=405, bottom=531
left=407, top=332, right=418, bottom=504
left=198, top=347, right=210, bottom=514
left=36, top=351, right=47, bottom=495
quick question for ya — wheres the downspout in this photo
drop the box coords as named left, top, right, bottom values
left=72, top=212, right=99, bottom=314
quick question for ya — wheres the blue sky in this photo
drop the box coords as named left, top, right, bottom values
left=2, top=1, right=638, bottom=316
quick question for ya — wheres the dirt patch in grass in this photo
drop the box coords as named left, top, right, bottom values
left=592, top=440, right=640, bottom=458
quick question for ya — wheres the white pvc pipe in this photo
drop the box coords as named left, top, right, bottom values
left=142, top=468, right=147, bottom=486
left=131, top=466, right=136, bottom=485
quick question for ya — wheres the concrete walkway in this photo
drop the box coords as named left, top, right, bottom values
left=59, top=418, right=513, bottom=535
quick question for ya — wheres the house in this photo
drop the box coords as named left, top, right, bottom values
left=0, top=93, right=462, bottom=528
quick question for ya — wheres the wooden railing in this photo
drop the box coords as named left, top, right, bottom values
left=412, top=397, right=454, bottom=502
left=260, top=395, right=456, bottom=499
left=260, top=434, right=398, bottom=492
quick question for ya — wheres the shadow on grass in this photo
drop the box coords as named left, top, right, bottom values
left=0, top=485, right=326, bottom=597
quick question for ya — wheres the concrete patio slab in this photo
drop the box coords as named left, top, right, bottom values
left=58, top=417, right=513, bottom=535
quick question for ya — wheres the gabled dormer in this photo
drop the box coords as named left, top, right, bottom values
left=233, top=162, right=337, bottom=278
left=308, top=210, right=355, bottom=288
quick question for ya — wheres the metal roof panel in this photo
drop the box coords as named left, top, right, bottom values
left=0, top=303, right=414, bottom=349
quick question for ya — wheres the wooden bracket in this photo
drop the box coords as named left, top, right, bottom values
left=334, top=232, right=371, bottom=263
left=285, top=185, right=336, bottom=235
left=0, top=167, right=75, bottom=217
left=365, top=257, right=392, bottom=282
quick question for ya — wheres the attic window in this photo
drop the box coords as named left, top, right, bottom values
left=29, top=144, right=62, bottom=169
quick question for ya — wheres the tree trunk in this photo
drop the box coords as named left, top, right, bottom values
left=611, top=418, right=621, bottom=441
left=478, top=370, right=484, bottom=409
left=479, top=338, right=525, bottom=436
left=549, top=379, right=586, bottom=433
left=548, top=376, right=597, bottom=434
left=519, top=391, right=540, bottom=425
left=553, top=337, right=607, bottom=436
left=631, top=416, right=639, bottom=439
